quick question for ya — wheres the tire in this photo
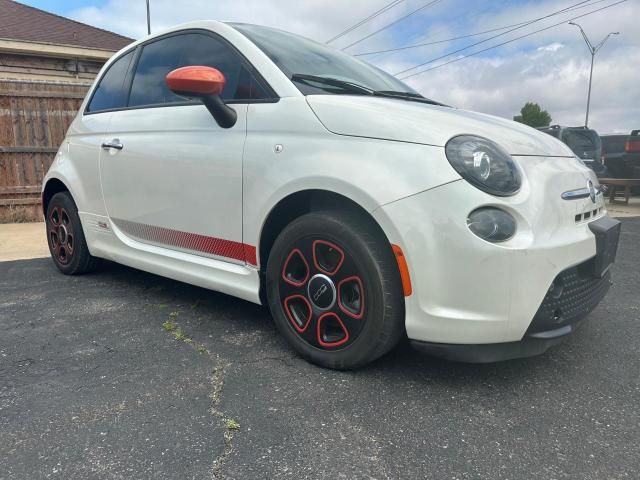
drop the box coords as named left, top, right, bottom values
left=45, top=191, right=100, bottom=275
left=266, top=210, right=405, bottom=370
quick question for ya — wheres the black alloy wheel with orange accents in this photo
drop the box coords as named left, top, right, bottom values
left=46, top=191, right=100, bottom=275
left=266, top=210, right=405, bottom=370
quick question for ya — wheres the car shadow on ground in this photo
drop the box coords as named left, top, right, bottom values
left=87, top=259, right=571, bottom=388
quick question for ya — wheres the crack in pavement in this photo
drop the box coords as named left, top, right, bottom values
left=158, top=310, right=239, bottom=480
left=209, top=357, right=234, bottom=480
left=232, top=354, right=298, bottom=366
left=208, top=354, right=300, bottom=478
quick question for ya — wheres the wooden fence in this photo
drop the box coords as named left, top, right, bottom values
left=0, top=79, right=88, bottom=221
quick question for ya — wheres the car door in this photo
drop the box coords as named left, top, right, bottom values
left=74, top=49, right=135, bottom=214
left=99, top=31, right=272, bottom=265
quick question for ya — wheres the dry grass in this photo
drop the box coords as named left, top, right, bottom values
left=0, top=205, right=39, bottom=224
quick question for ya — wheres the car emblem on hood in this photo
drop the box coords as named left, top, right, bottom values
left=561, top=180, right=599, bottom=202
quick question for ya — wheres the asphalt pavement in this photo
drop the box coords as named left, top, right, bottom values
left=1, top=218, right=639, bottom=479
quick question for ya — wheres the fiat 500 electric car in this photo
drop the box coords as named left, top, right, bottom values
left=42, top=22, right=621, bottom=369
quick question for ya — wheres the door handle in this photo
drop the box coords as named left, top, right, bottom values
left=101, top=140, right=123, bottom=150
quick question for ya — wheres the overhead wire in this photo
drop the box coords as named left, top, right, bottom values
left=354, top=0, right=610, bottom=57
left=326, top=0, right=405, bottom=44
left=395, top=0, right=594, bottom=76
left=360, top=0, right=510, bottom=63
left=340, top=0, right=446, bottom=51
left=398, top=0, right=627, bottom=79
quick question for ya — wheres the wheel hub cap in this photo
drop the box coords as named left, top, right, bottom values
left=48, top=206, right=74, bottom=265
left=279, top=237, right=367, bottom=350
left=307, top=274, right=336, bottom=310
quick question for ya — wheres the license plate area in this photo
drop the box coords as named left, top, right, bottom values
left=589, top=217, right=621, bottom=277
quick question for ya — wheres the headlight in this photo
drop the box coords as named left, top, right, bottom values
left=445, top=135, right=521, bottom=196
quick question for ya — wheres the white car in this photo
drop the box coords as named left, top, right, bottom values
left=42, top=21, right=621, bottom=369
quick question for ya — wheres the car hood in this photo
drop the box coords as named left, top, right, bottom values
left=306, top=95, right=575, bottom=157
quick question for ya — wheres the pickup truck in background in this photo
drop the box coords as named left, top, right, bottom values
left=601, top=130, right=640, bottom=178
left=537, top=125, right=608, bottom=177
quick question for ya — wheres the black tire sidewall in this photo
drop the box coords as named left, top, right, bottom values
left=46, top=192, right=93, bottom=275
left=266, top=211, right=403, bottom=369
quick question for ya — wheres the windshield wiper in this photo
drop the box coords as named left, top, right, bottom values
left=291, top=74, right=374, bottom=95
left=373, top=90, right=444, bottom=106
left=375, top=90, right=424, bottom=98
left=291, top=73, right=445, bottom=106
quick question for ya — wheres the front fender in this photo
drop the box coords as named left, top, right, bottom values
left=242, top=97, right=462, bottom=253
left=243, top=142, right=460, bottom=252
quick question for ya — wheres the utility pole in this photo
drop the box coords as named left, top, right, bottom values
left=568, top=22, right=619, bottom=127
left=146, top=0, right=151, bottom=35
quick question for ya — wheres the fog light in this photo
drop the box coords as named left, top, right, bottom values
left=467, top=207, right=516, bottom=242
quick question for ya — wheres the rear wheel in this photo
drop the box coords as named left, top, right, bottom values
left=46, top=192, right=100, bottom=275
left=266, top=211, right=404, bottom=370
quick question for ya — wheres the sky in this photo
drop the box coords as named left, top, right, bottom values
left=20, top=0, right=639, bottom=133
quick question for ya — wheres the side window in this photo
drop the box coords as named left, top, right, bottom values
left=86, top=50, right=134, bottom=112
left=128, top=33, right=268, bottom=108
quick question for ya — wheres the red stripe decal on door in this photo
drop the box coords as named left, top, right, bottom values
left=243, top=244, right=257, bottom=266
left=112, top=218, right=258, bottom=266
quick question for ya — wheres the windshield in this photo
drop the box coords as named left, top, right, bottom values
left=230, top=23, right=419, bottom=96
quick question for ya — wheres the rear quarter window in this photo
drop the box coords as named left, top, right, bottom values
left=86, top=50, right=135, bottom=113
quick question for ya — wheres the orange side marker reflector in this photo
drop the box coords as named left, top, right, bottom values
left=391, top=244, right=412, bottom=297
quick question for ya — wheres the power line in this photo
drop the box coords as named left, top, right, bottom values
left=326, top=0, right=405, bottom=44
left=399, top=0, right=627, bottom=80
left=395, top=0, right=593, bottom=76
left=400, top=0, right=626, bottom=79
left=399, top=0, right=623, bottom=78
left=354, top=0, right=609, bottom=57
left=357, top=1, right=495, bottom=63
left=356, top=24, right=529, bottom=57
left=361, top=0, right=511, bottom=63
left=341, top=0, right=446, bottom=51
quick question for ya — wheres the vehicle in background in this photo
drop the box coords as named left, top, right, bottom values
left=601, top=130, right=640, bottom=178
left=538, top=125, right=608, bottom=177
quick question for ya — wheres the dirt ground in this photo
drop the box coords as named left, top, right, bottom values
left=0, top=222, right=49, bottom=261
left=605, top=196, right=640, bottom=218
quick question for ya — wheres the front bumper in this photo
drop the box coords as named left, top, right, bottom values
left=372, top=156, right=614, bottom=350
left=411, top=258, right=613, bottom=362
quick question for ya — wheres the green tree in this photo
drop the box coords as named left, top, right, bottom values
left=513, top=102, right=552, bottom=128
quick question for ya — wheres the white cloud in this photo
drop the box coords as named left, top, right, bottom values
left=537, top=42, right=564, bottom=52
left=69, top=0, right=640, bottom=133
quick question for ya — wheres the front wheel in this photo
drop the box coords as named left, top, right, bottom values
left=266, top=211, right=405, bottom=370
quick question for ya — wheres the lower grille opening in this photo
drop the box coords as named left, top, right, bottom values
left=527, top=257, right=612, bottom=335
